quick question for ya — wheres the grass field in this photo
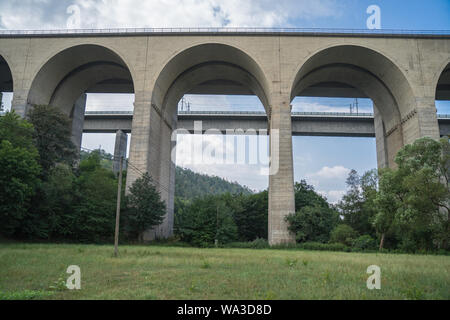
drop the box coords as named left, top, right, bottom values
left=0, top=243, right=449, bottom=300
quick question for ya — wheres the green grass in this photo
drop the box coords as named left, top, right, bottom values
left=0, top=243, right=449, bottom=300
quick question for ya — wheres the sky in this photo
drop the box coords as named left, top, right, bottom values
left=1, top=0, right=450, bottom=203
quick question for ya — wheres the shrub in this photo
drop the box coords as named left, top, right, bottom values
left=250, top=238, right=270, bottom=249
left=286, top=205, right=339, bottom=243
left=330, top=224, right=358, bottom=246
left=175, top=195, right=238, bottom=247
left=352, top=235, right=377, bottom=251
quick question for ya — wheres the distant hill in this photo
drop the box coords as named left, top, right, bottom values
left=80, top=150, right=252, bottom=199
left=175, top=167, right=253, bottom=199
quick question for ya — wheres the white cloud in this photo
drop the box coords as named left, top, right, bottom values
left=0, top=0, right=341, bottom=30
left=318, top=189, right=345, bottom=204
left=303, top=165, right=351, bottom=203
left=308, top=165, right=350, bottom=180
left=292, top=101, right=373, bottom=113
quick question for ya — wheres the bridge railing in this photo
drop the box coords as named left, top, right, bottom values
left=1, top=27, right=450, bottom=37
left=84, top=110, right=450, bottom=119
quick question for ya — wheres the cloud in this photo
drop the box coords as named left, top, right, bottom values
left=318, top=189, right=345, bottom=204
left=304, top=165, right=351, bottom=203
left=292, top=101, right=374, bottom=113
left=0, top=0, right=341, bottom=30
left=308, top=165, right=350, bottom=180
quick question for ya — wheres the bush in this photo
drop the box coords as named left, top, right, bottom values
left=0, top=140, right=41, bottom=237
left=286, top=205, right=339, bottom=243
left=352, top=235, right=377, bottom=251
left=70, top=152, right=118, bottom=243
left=330, top=224, right=358, bottom=246
left=175, top=195, right=238, bottom=247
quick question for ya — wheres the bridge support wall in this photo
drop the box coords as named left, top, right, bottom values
left=2, top=32, right=447, bottom=245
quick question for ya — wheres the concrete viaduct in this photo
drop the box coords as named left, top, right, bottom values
left=1, top=28, right=449, bottom=245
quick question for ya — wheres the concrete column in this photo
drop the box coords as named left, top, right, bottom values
left=71, top=93, right=87, bottom=151
left=374, top=105, right=389, bottom=169
left=10, top=87, right=30, bottom=118
left=126, top=93, right=154, bottom=190
left=127, top=93, right=175, bottom=241
left=113, top=130, right=128, bottom=175
left=268, top=99, right=296, bottom=245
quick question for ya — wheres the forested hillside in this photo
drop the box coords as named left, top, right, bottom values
left=80, top=151, right=252, bottom=199
left=175, top=167, right=252, bottom=199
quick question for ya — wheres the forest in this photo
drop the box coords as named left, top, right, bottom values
left=0, top=106, right=449, bottom=253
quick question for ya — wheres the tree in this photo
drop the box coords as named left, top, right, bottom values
left=123, top=173, right=166, bottom=242
left=294, top=180, right=329, bottom=210
left=374, top=138, right=450, bottom=251
left=0, top=140, right=41, bottom=236
left=175, top=195, right=238, bottom=247
left=33, top=164, right=77, bottom=239
left=228, top=191, right=268, bottom=241
left=0, top=92, right=3, bottom=112
left=175, top=167, right=251, bottom=199
left=330, top=224, right=358, bottom=246
left=373, top=168, right=403, bottom=250
left=27, top=105, right=77, bottom=176
left=286, top=205, right=339, bottom=243
left=0, top=112, right=41, bottom=237
left=338, top=169, right=378, bottom=237
left=0, top=111, right=36, bottom=149
left=71, top=152, right=118, bottom=243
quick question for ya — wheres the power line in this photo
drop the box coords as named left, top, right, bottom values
left=80, top=146, right=171, bottom=194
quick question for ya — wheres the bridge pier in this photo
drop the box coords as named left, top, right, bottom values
left=374, top=106, right=389, bottom=169
left=127, top=96, right=175, bottom=241
left=113, top=130, right=128, bottom=174
left=71, top=94, right=87, bottom=152
left=268, top=100, right=296, bottom=245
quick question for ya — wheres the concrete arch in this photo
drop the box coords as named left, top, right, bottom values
left=290, top=44, right=417, bottom=119
left=162, top=62, right=269, bottom=124
left=0, top=53, right=14, bottom=93
left=151, top=43, right=271, bottom=116
left=293, top=64, right=401, bottom=129
left=26, top=44, right=135, bottom=152
left=434, top=59, right=450, bottom=101
left=27, top=44, right=135, bottom=111
left=27, top=41, right=138, bottom=94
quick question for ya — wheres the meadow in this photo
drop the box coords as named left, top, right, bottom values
left=0, top=243, right=448, bottom=300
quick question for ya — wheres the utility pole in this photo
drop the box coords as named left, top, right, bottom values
left=114, top=156, right=124, bottom=258
left=354, top=98, right=359, bottom=114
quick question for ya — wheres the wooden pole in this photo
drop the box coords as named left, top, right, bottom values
left=114, top=156, right=124, bottom=258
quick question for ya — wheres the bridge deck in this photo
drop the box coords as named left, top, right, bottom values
left=82, top=111, right=450, bottom=137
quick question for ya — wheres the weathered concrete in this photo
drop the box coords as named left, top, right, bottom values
left=1, top=30, right=449, bottom=244
left=71, top=94, right=87, bottom=151
left=113, top=130, right=128, bottom=175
